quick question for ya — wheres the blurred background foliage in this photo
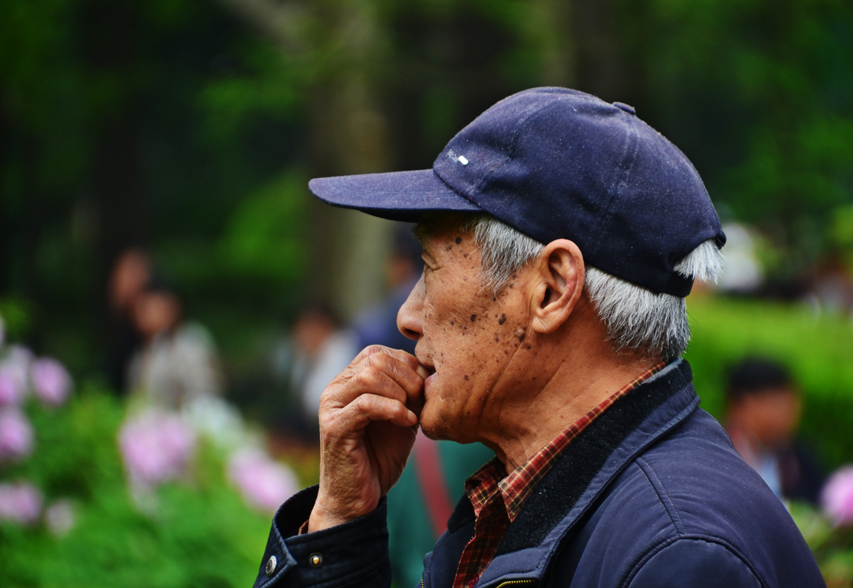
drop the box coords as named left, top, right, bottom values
left=1, top=0, right=853, bottom=583
left=2, top=0, right=852, bottom=379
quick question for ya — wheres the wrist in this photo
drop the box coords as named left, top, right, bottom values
left=307, top=500, right=349, bottom=532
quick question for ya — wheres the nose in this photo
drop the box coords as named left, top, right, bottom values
left=397, top=273, right=424, bottom=341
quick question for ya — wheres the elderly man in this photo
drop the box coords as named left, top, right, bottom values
left=253, top=88, right=824, bottom=588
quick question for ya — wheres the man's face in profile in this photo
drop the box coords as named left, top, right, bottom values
left=397, top=215, right=534, bottom=444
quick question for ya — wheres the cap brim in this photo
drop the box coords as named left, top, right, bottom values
left=308, top=169, right=482, bottom=223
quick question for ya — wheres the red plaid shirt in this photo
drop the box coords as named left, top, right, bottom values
left=452, top=363, right=665, bottom=588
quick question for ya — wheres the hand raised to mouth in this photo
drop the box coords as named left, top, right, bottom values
left=308, top=345, right=427, bottom=532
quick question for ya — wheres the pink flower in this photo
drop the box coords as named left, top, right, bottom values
left=0, top=408, right=34, bottom=463
left=0, top=367, right=23, bottom=407
left=30, top=357, right=72, bottom=407
left=822, top=466, right=853, bottom=527
left=0, top=482, right=43, bottom=525
left=0, top=346, right=32, bottom=405
left=118, top=410, right=196, bottom=486
left=227, top=448, right=297, bottom=514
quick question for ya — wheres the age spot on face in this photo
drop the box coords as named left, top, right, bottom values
left=470, top=313, right=477, bottom=322
left=455, top=237, right=462, bottom=244
left=498, top=314, right=506, bottom=325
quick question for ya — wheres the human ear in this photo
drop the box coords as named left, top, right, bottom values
left=529, top=240, right=585, bottom=334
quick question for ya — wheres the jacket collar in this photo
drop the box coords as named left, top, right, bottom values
left=448, top=359, right=699, bottom=587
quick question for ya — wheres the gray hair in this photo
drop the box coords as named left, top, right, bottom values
left=462, top=215, right=724, bottom=360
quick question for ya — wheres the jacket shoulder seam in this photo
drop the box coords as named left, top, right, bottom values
left=634, top=457, right=686, bottom=535
left=621, top=535, right=768, bottom=588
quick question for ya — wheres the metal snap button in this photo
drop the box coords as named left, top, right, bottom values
left=309, top=553, right=323, bottom=567
left=265, top=555, right=277, bottom=577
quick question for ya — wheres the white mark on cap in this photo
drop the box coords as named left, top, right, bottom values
left=447, top=150, right=469, bottom=166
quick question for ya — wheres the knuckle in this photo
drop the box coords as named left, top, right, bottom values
left=363, top=344, right=386, bottom=355
left=354, top=394, right=385, bottom=416
left=363, top=350, right=390, bottom=370
left=355, top=367, right=381, bottom=388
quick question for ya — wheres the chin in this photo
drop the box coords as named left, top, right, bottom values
left=418, top=412, right=454, bottom=442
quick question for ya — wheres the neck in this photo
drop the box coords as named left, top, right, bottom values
left=484, top=300, right=661, bottom=472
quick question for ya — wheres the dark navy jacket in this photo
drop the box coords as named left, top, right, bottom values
left=253, top=360, right=825, bottom=588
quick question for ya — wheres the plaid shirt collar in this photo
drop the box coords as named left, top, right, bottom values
left=465, top=362, right=666, bottom=523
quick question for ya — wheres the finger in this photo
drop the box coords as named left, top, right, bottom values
left=359, top=346, right=425, bottom=386
left=328, top=349, right=424, bottom=406
left=356, top=344, right=420, bottom=367
left=331, top=392, right=417, bottom=429
left=361, top=350, right=425, bottom=399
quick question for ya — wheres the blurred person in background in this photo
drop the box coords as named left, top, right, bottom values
left=105, top=248, right=152, bottom=395
left=127, top=276, right=224, bottom=410
left=270, top=303, right=359, bottom=443
left=725, top=356, right=825, bottom=505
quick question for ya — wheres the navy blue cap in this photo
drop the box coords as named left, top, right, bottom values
left=309, top=87, right=725, bottom=296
